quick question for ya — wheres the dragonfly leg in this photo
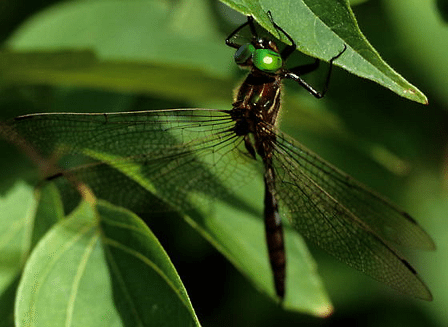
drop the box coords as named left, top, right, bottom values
left=266, top=11, right=296, bottom=60
left=226, top=16, right=258, bottom=49
left=284, top=45, right=347, bottom=98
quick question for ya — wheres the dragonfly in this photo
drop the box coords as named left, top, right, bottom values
left=7, top=12, right=434, bottom=301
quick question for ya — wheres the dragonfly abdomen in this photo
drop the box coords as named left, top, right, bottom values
left=263, top=159, right=286, bottom=298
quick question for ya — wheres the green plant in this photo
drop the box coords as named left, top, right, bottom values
left=0, top=0, right=446, bottom=326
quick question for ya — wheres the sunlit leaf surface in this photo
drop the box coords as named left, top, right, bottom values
left=16, top=199, right=201, bottom=327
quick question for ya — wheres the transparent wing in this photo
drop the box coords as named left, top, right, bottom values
left=270, top=127, right=434, bottom=300
left=9, top=109, right=261, bottom=213
left=7, top=108, right=434, bottom=299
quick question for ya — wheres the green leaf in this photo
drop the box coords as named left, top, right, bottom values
left=0, top=274, right=19, bottom=327
left=6, top=0, right=231, bottom=78
left=0, top=181, right=35, bottom=293
left=0, top=182, right=36, bottom=327
left=0, top=50, right=232, bottom=104
left=349, top=0, right=370, bottom=5
left=99, top=200, right=201, bottom=326
left=4, top=0, right=427, bottom=103
left=31, top=183, right=65, bottom=248
left=220, top=0, right=427, bottom=103
left=16, top=199, right=201, bottom=326
left=1, top=0, right=235, bottom=105
left=0, top=182, right=65, bottom=325
left=16, top=200, right=121, bottom=327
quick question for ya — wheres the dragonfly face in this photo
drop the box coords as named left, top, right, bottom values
left=234, top=42, right=283, bottom=73
left=5, top=12, right=434, bottom=304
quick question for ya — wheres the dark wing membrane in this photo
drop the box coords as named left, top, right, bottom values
left=270, top=129, right=433, bottom=300
left=10, top=109, right=260, bottom=213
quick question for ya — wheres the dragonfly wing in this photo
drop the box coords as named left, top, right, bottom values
left=9, top=109, right=260, bottom=213
left=273, top=130, right=434, bottom=251
left=271, top=129, right=433, bottom=300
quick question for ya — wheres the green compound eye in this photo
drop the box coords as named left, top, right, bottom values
left=234, top=43, right=256, bottom=64
left=253, top=49, right=282, bottom=73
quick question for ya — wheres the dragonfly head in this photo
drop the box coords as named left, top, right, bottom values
left=234, top=43, right=283, bottom=73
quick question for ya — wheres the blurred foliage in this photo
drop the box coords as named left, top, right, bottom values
left=0, top=0, right=447, bottom=326
left=436, top=0, right=448, bottom=22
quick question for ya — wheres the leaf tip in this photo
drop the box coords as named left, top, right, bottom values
left=314, top=304, right=334, bottom=318
left=403, top=88, right=428, bottom=105
left=77, top=183, right=97, bottom=205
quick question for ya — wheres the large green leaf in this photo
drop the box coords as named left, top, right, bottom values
left=0, top=50, right=232, bottom=104
left=0, top=181, right=35, bottom=294
left=6, top=0, right=229, bottom=77
left=0, top=181, right=36, bottom=327
left=0, top=182, right=66, bottom=326
left=2, top=0, right=234, bottom=105
left=15, top=198, right=201, bottom=326
left=3, top=0, right=427, bottom=104
left=221, top=0, right=427, bottom=103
